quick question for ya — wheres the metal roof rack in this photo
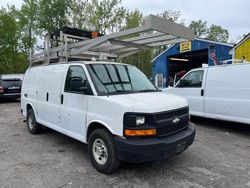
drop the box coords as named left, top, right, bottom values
left=219, top=59, right=250, bottom=65
left=30, top=14, right=194, bottom=66
left=50, top=27, right=103, bottom=40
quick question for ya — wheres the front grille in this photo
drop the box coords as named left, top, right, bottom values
left=154, top=107, right=189, bottom=137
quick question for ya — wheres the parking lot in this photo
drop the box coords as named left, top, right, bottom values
left=0, top=100, right=249, bottom=188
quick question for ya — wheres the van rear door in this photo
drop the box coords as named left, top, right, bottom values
left=175, top=69, right=206, bottom=116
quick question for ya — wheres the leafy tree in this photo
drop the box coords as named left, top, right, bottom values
left=85, top=0, right=126, bottom=34
left=189, top=20, right=207, bottom=38
left=158, top=10, right=185, bottom=24
left=18, top=0, right=38, bottom=54
left=206, top=24, right=229, bottom=42
left=0, top=7, right=18, bottom=52
left=124, top=9, right=143, bottom=29
left=189, top=19, right=229, bottom=42
left=38, top=0, right=69, bottom=36
left=0, top=7, right=27, bottom=74
left=68, top=0, right=88, bottom=29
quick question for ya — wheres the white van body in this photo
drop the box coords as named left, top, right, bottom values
left=165, top=63, right=250, bottom=124
left=21, top=61, right=195, bottom=173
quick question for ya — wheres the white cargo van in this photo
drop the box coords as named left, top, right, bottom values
left=21, top=61, right=196, bottom=174
left=165, top=63, right=250, bottom=124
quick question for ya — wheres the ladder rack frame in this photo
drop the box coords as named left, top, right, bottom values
left=30, top=14, right=194, bottom=65
left=220, top=59, right=250, bottom=65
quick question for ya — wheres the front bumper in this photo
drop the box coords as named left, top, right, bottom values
left=114, top=122, right=196, bottom=163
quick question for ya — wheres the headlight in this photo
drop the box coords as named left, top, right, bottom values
left=123, top=114, right=156, bottom=137
left=136, top=116, right=145, bottom=126
left=124, top=114, right=146, bottom=127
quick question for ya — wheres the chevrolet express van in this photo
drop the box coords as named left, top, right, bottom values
left=21, top=61, right=195, bottom=174
left=165, top=63, right=250, bottom=124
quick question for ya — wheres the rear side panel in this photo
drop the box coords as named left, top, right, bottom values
left=37, top=65, right=67, bottom=126
left=204, top=64, right=250, bottom=124
left=21, top=68, right=40, bottom=116
left=21, top=65, right=67, bottom=121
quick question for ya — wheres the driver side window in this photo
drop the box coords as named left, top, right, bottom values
left=177, top=70, right=204, bottom=88
left=65, top=66, right=92, bottom=94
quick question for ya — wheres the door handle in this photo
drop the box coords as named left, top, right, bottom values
left=46, top=92, right=49, bottom=101
left=201, top=89, right=204, bottom=96
left=61, top=94, right=64, bottom=104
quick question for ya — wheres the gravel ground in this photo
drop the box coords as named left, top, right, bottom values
left=0, top=99, right=250, bottom=188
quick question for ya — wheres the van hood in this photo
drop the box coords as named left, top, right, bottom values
left=109, top=91, right=188, bottom=113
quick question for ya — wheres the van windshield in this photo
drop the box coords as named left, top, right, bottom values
left=87, top=64, right=159, bottom=95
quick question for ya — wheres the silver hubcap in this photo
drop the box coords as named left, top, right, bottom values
left=92, top=138, right=108, bottom=165
left=28, top=114, right=34, bottom=129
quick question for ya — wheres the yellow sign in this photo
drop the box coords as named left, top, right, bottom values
left=180, top=41, right=191, bottom=53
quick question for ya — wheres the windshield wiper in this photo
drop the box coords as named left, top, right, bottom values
left=137, top=89, right=160, bottom=93
left=110, top=90, right=130, bottom=94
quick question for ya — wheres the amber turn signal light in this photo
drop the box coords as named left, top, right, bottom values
left=91, top=31, right=98, bottom=38
left=124, top=129, right=156, bottom=136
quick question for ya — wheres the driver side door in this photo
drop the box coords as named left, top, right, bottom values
left=59, top=65, right=93, bottom=141
left=176, top=70, right=206, bottom=116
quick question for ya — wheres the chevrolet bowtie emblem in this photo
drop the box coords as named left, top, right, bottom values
left=172, top=117, right=180, bottom=124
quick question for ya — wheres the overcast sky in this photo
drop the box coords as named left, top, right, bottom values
left=1, top=0, right=249, bottom=43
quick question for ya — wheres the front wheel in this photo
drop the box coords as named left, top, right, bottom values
left=88, top=129, right=121, bottom=174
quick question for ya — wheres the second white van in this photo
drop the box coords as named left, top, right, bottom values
left=165, top=63, right=250, bottom=124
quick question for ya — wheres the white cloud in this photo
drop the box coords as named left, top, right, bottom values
left=121, top=0, right=250, bottom=41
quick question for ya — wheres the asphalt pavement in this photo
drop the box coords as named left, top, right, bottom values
left=0, top=100, right=250, bottom=188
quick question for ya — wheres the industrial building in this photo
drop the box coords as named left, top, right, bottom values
left=152, top=38, right=233, bottom=88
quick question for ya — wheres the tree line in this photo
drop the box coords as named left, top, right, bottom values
left=0, top=0, right=229, bottom=76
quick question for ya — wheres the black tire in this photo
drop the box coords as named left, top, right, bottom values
left=26, top=108, right=42, bottom=134
left=88, top=128, right=121, bottom=174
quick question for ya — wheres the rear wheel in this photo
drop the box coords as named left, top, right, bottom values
left=26, top=108, right=42, bottom=134
left=88, top=128, right=120, bottom=174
